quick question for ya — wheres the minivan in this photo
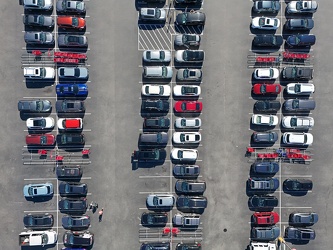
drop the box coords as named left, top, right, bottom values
left=143, top=66, right=173, bottom=78
left=286, top=34, right=316, bottom=47
left=139, top=132, right=168, bottom=146
left=284, top=99, right=316, bottom=111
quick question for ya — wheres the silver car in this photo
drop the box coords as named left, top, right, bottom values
left=174, top=34, right=201, bottom=47
left=174, top=117, right=201, bottom=129
left=23, top=183, right=54, bottom=198
left=143, top=66, right=173, bottom=78
left=176, top=69, right=202, bottom=81
left=140, top=8, right=166, bottom=21
left=24, top=32, right=54, bottom=45
left=23, top=15, right=54, bottom=28
left=146, top=194, right=175, bottom=208
left=143, top=50, right=171, bottom=63
left=173, top=213, right=200, bottom=227
left=56, top=0, right=86, bottom=14
left=58, top=67, right=89, bottom=79
left=58, top=34, right=88, bottom=47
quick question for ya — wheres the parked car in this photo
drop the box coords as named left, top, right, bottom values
left=24, top=0, right=53, bottom=10
left=142, top=99, right=170, bottom=112
left=248, top=177, right=279, bottom=192
left=252, top=1, right=280, bottom=13
left=176, top=243, right=201, bottom=250
left=251, top=226, right=280, bottom=241
left=284, top=18, right=314, bottom=31
left=18, top=100, right=51, bottom=113
left=282, top=132, right=313, bottom=145
left=58, top=34, right=87, bottom=47
left=283, top=99, right=316, bottom=111
left=248, top=195, right=278, bottom=210
left=23, top=14, right=54, bottom=28
left=56, top=100, right=85, bottom=113
left=175, top=50, right=205, bottom=63
left=146, top=194, right=175, bottom=208
left=253, top=212, right=279, bottom=225
left=143, top=66, right=173, bottom=78
left=253, top=68, right=279, bottom=80
left=59, top=198, right=87, bottom=214
left=57, top=118, right=83, bottom=131
left=141, top=212, right=168, bottom=227
left=23, top=183, right=53, bottom=198
left=26, top=117, right=54, bottom=130
left=253, top=84, right=282, bottom=95
left=173, top=213, right=200, bottom=227
left=59, top=182, right=87, bottom=196
left=143, top=117, right=170, bottom=129
left=139, top=132, right=168, bottom=147
left=173, top=132, right=201, bottom=144
left=58, top=67, right=88, bottom=79
left=176, top=68, right=202, bottom=81
left=286, top=1, right=318, bottom=14
left=140, top=243, right=170, bottom=250
left=171, top=148, right=198, bottom=161
left=286, top=34, right=316, bottom=47
left=283, top=179, right=313, bottom=191
left=174, top=34, right=201, bottom=47
left=141, top=85, right=171, bottom=97
left=173, top=165, right=200, bottom=178
left=251, top=17, right=280, bottom=30
left=24, top=31, right=54, bottom=45
left=174, top=101, right=202, bottom=113
left=282, top=67, right=313, bottom=80
left=24, top=67, right=55, bottom=79
left=143, top=50, right=171, bottom=63
left=175, top=11, right=206, bottom=25
left=289, top=212, right=318, bottom=226
left=56, top=0, right=86, bottom=14
left=63, top=231, right=94, bottom=247
left=57, top=16, right=86, bottom=30
left=252, top=35, right=283, bottom=47
left=173, top=85, right=201, bottom=97
left=56, top=166, right=82, bottom=180
left=252, top=114, right=278, bottom=126
left=176, top=196, right=207, bottom=212
left=286, top=83, right=315, bottom=95
left=23, top=213, right=54, bottom=229
left=285, top=227, right=316, bottom=241
left=140, top=0, right=165, bottom=3
left=175, top=180, right=206, bottom=194
left=139, top=8, right=166, bottom=21
left=251, top=162, right=279, bottom=175
left=252, top=131, right=278, bottom=143
left=174, top=117, right=201, bottom=129
left=175, top=0, right=202, bottom=3
left=62, top=215, right=90, bottom=230
left=282, top=116, right=314, bottom=129
left=132, top=149, right=166, bottom=161
left=254, top=100, right=281, bottom=112
left=58, top=134, right=85, bottom=145
left=26, top=134, right=55, bottom=146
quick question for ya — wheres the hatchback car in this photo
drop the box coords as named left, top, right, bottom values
left=57, top=16, right=86, bottom=30
left=252, top=35, right=283, bottom=47
left=173, top=85, right=201, bottom=97
left=252, top=131, right=278, bottom=143
left=146, top=194, right=175, bottom=208
left=141, top=85, right=171, bottom=97
left=63, top=231, right=94, bottom=247
left=251, top=226, right=280, bottom=241
left=252, top=114, right=278, bottom=126
left=24, top=31, right=54, bottom=45
left=286, top=1, right=318, bottom=14
left=248, top=195, right=278, bottom=210
left=58, top=134, right=85, bottom=145
left=62, top=215, right=90, bottom=230
left=282, top=116, right=314, bottom=129
left=173, top=165, right=200, bottom=178
left=59, top=182, right=87, bottom=197
left=132, top=149, right=166, bottom=161
left=283, top=99, right=316, bottom=111
left=251, top=162, right=279, bottom=175
left=176, top=11, right=206, bottom=26
left=23, top=183, right=53, bottom=198
left=174, top=34, right=201, bottom=47
left=139, top=132, right=168, bottom=147
left=253, top=212, right=279, bottom=225
left=282, top=67, right=313, bottom=80
left=58, top=118, right=83, bottom=131
left=26, top=134, right=55, bottom=146
left=140, top=242, right=170, bottom=250
left=286, top=83, right=315, bottom=95
left=143, top=50, right=171, bottom=63
left=282, top=132, right=313, bottom=145
left=285, top=18, right=314, bottom=31
left=23, top=14, right=54, bottom=28
left=58, top=34, right=87, bottom=47
left=254, top=100, right=281, bottom=112
left=252, top=1, right=280, bottom=13
left=289, top=212, right=318, bottom=226
left=286, top=34, right=316, bottom=47
left=23, top=213, right=54, bottom=229
left=171, top=148, right=198, bottom=161
left=59, top=198, right=87, bottom=214
left=24, top=0, right=53, bottom=10
left=141, top=212, right=168, bottom=227
left=56, top=0, right=86, bottom=14
left=283, top=179, right=313, bottom=191
left=26, top=117, right=54, bottom=130
left=173, top=213, right=200, bottom=227
left=144, top=117, right=170, bottom=129
left=176, top=243, right=201, bottom=250
left=285, top=227, right=316, bottom=241
left=174, top=117, right=201, bottom=129
left=175, top=50, right=205, bottom=63
left=56, top=100, right=85, bottom=113
left=253, top=68, right=279, bottom=80
left=248, top=177, right=279, bottom=192
left=174, top=101, right=202, bottom=113
left=140, top=8, right=166, bottom=21
left=176, top=68, right=202, bottom=81
left=56, top=166, right=82, bottom=180
left=251, top=17, right=280, bottom=30
left=173, top=132, right=201, bottom=144
left=143, top=66, right=173, bottom=78
left=142, top=99, right=170, bottom=112
left=175, top=180, right=206, bottom=194
left=176, top=195, right=207, bottom=212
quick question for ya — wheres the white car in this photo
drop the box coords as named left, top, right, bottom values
left=140, top=8, right=166, bottom=21
left=176, top=68, right=202, bottom=81
left=286, top=83, right=315, bottom=95
left=286, top=1, right=318, bottom=14
left=173, top=132, right=201, bottom=144
left=173, top=85, right=201, bottom=97
left=253, top=68, right=279, bottom=80
left=171, top=148, right=198, bottom=161
left=141, top=85, right=171, bottom=97
left=57, top=118, right=83, bottom=130
left=23, top=67, right=55, bottom=79
left=283, top=132, right=313, bottom=145
left=146, top=194, right=175, bottom=208
left=26, top=117, right=55, bottom=129
left=282, top=116, right=314, bottom=129
left=251, top=17, right=280, bottom=30
left=143, top=50, right=171, bottom=63
left=174, top=117, right=201, bottom=129
left=252, top=114, right=278, bottom=126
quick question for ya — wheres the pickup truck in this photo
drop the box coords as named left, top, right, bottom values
left=249, top=242, right=276, bottom=250
left=248, top=177, right=279, bottom=192
left=19, top=230, right=57, bottom=246
left=23, top=67, right=55, bottom=79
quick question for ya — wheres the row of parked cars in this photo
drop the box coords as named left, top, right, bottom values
left=247, top=1, right=318, bottom=248
left=19, top=1, right=94, bottom=249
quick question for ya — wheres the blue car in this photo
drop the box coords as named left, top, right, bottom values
left=56, top=84, right=88, bottom=97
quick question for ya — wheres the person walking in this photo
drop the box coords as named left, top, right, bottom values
left=99, top=208, right=104, bottom=222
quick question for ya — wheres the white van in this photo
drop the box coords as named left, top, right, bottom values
left=143, top=66, right=173, bottom=78
left=249, top=242, right=276, bottom=250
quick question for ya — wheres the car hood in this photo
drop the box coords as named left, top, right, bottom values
left=43, top=16, right=54, bottom=26
left=252, top=17, right=260, bottom=27
left=175, top=50, right=184, bottom=62
left=174, top=35, right=184, bottom=45
left=286, top=36, right=297, bottom=45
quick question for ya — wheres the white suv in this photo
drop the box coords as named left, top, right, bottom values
left=286, top=83, right=315, bottom=95
left=283, top=132, right=313, bottom=145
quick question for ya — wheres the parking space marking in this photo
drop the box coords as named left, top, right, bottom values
left=280, top=207, right=312, bottom=209
left=24, top=210, right=58, bottom=213
left=139, top=191, right=175, bottom=194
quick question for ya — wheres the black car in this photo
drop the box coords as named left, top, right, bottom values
left=59, top=182, right=87, bottom=197
left=251, top=162, right=279, bottom=175
left=175, top=180, right=206, bottom=194
left=289, top=212, right=318, bottom=226
left=59, top=198, right=87, bottom=214
left=252, top=132, right=278, bottom=143
left=283, top=179, right=313, bottom=191
left=175, top=0, right=202, bottom=4
left=132, top=149, right=166, bottom=161
left=57, top=134, right=85, bottom=145
left=23, top=14, right=54, bottom=28
left=282, top=67, right=313, bottom=80
left=23, top=213, right=54, bottom=229
left=285, top=227, right=316, bottom=241
left=63, top=231, right=94, bottom=247
left=62, top=215, right=90, bottom=230
left=285, top=18, right=314, bottom=31
left=176, top=196, right=207, bottom=212
left=176, top=243, right=202, bottom=250
left=254, top=100, right=281, bottom=112
left=173, top=165, right=200, bottom=178
left=141, top=212, right=168, bottom=227
left=139, top=132, right=168, bottom=147
left=176, top=50, right=205, bottom=63
left=18, top=100, right=51, bottom=112
left=144, top=117, right=170, bottom=129
left=176, top=12, right=206, bottom=26
left=142, top=99, right=170, bottom=112
left=252, top=35, right=283, bottom=47
left=56, top=100, right=85, bottom=113
left=248, top=195, right=278, bottom=211
left=56, top=166, right=82, bottom=180
left=140, top=242, right=170, bottom=250
left=286, top=34, right=316, bottom=47
left=252, top=1, right=280, bottom=13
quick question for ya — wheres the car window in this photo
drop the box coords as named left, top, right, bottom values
left=72, top=17, right=78, bottom=27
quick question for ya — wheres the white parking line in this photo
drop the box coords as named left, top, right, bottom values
left=139, top=191, right=175, bottom=194
left=24, top=210, right=58, bottom=213
left=280, top=207, right=312, bottom=209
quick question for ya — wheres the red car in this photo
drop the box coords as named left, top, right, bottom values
left=57, top=16, right=86, bottom=30
left=26, top=134, right=55, bottom=146
left=253, top=212, right=279, bottom=225
left=174, top=101, right=202, bottom=113
left=253, top=83, right=281, bottom=95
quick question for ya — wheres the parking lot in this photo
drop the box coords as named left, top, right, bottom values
left=1, top=0, right=333, bottom=249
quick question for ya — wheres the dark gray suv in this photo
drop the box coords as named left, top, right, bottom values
left=282, top=67, right=313, bottom=80
left=175, top=180, right=206, bottom=194
left=251, top=226, right=280, bottom=241
left=285, top=227, right=316, bottom=241
left=141, top=243, right=170, bottom=250
left=283, top=99, right=316, bottom=111
left=139, top=132, right=168, bottom=147
left=289, top=212, right=318, bottom=226
left=285, top=18, right=314, bottom=31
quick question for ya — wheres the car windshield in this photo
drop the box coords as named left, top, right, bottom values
left=65, top=184, right=72, bottom=193
left=155, top=9, right=161, bottom=18
left=292, top=181, right=301, bottom=190
left=74, top=68, right=81, bottom=77
left=61, top=134, right=67, bottom=144
left=292, top=100, right=299, bottom=109
left=153, top=196, right=159, bottom=206
left=156, top=133, right=162, bottom=143
left=180, top=133, right=186, bottom=142
left=72, top=17, right=79, bottom=27
left=41, top=234, right=48, bottom=244
left=37, top=0, right=44, bottom=7
left=35, top=101, right=43, bottom=111
left=147, top=214, right=153, bottom=224
left=260, top=85, right=266, bottom=93
left=39, top=32, right=46, bottom=42
left=162, top=67, right=167, bottom=77
left=196, top=104, right=200, bottom=110
left=181, top=103, right=186, bottom=111
left=291, top=67, right=297, bottom=77
left=67, top=217, right=73, bottom=226
left=181, top=119, right=187, bottom=126
left=296, top=1, right=302, bottom=10
left=268, top=133, right=274, bottom=141
left=160, top=51, right=165, bottom=60
left=40, top=68, right=46, bottom=78
left=76, top=2, right=84, bottom=10
left=180, top=13, right=187, bottom=23
left=274, top=19, right=278, bottom=26
left=183, top=69, right=189, bottom=78
left=294, top=84, right=301, bottom=93
left=181, top=182, right=188, bottom=191
left=37, top=15, right=44, bottom=24
left=183, top=198, right=190, bottom=206
left=159, top=119, right=165, bottom=126
left=178, top=150, right=183, bottom=158
left=269, top=117, right=274, bottom=124
left=259, top=18, right=265, bottom=26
